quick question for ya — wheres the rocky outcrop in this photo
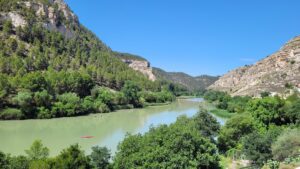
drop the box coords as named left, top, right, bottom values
left=1, top=0, right=79, bottom=39
left=122, top=59, right=156, bottom=81
left=209, top=36, right=300, bottom=97
left=0, top=12, right=27, bottom=28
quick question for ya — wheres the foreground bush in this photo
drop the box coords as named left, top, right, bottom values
left=114, top=116, right=221, bottom=169
left=272, top=128, right=300, bottom=161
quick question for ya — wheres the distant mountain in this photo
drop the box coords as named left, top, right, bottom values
left=209, top=36, right=300, bottom=97
left=153, top=68, right=219, bottom=91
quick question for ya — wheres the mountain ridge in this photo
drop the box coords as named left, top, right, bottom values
left=153, top=67, right=219, bottom=91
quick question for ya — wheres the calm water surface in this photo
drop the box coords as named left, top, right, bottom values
left=0, top=98, right=226, bottom=156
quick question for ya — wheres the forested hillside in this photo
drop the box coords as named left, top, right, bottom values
left=0, top=0, right=179, bottom=120
left=153, top=67, right=218, bottom=91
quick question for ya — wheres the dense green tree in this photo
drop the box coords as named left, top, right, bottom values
left=114, top=116, right=221, bottom=169
left=247, top=96, right=285, bottom=126
left=8, top=155, right=29, bottom=169
left=19, top=72, right=48, bottom=92
left=53, top=144, right=91, bottom=169
left=194, top=109, right=220, bottom=139
left=34, top=90, right=52, bottom=108
left=0, top=73, right=10, bottom=108
left=0, top=108, right=24, bottom=120
left=12, top=91, right=35, bottom=117
left=242, top=126, right=282, bottom=165
left=121, top=81, right=142, bottom=107
left=29, top=160, right=51, bottom=169
left=0, top=151, right=9, bottom=169
left=51, top=93, right=83, bottom=117
left=218, top=114, right=256, bottom=152
left=25, top=140, right=49, bottom=161
left=284, top=94, right=300, bottom=125
left=89, top=146, right=111, bottom=169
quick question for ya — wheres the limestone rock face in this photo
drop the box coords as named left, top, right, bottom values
left=123, top=59, right=156, bottom=81
left=0, top=12, right=27, bottom=28
left=209, top=36, right=300, bottom=97
left=1, top=0, right=79, bottom=39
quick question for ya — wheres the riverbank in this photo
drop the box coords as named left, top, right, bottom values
left=176, top=95, right=197, bottom=99
left=199, top=101, right=236, bottom=119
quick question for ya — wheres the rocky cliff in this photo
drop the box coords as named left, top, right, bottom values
left=209, top=36, right=300, bottom=96
left=114, top=52, right=156, bottom=81
left=0, top=0, right=79, bottom=38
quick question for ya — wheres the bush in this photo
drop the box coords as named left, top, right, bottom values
left=51, top=93, right=83, bottom=117
left=34, top=90, right=52, bottom=108
left=25, top=140, right=49, bottom=160
left=114, top=116, right=221, bottom=169
left=8, top=155, right=29, bottom=169
left=218, top=114, right=256, bottom=152
left=89, top=146, right=111, bottom=169
left=37, top=107, right=51, bottom=119
left=139, top=91, right=175, bottom=103
left=272, top=128, right=300, bottom=161
left=246, top=96, right=285, bottom=126
left=12, top=91, right=35, bottom=117
left=0, top=151, right=9, bottom=169
left=81, top=96, right=95, bottom=113
left=242, top=126, right=282, bottom=165
left=0, top=108, right=24, bottom=120
left=91, top=86, right=115, bottom=109
left=53, top=144, right=91, bottom=169
left=121, top=81, right=142, bottom=107
left=94, top=100, right=110, bottom=113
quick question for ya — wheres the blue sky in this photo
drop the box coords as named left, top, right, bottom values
left=65, top=0, right=300, bottom=76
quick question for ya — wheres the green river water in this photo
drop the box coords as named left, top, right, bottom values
left=0, top=98, right=226, bottom=156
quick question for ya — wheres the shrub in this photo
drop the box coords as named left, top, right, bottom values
left=51, top=93, right=83, bottom=117
left=218, top=114, right=256, bottom=152
left=0, top=108, right=24, bottom=120
left=37, top=107, right=51, bottom=119
left=94, top=100, right=110, bottom=113
left=272, top=128, right=300, bottom=161
left=89, top=146, right=111, bottom=169
left=114, top=117, right=221, bottom=169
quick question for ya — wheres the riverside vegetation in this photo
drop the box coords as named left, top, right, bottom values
left=1, top=91, right=299, bottom=168
left=204, top=90, right=300, bottom=168
left=0, top=109, right=222, bottom=169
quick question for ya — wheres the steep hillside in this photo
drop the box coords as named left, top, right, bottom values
left=0, top=0, right=177, bottom=120
left=0, top=0, right=157, bottom=89
left=153, top=68, right=218, bottom=91
left=209, top=36, right=300, bottom=96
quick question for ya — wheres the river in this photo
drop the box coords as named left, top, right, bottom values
left=0, top=98, right=226, bottom=156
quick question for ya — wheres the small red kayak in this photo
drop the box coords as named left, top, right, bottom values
left=80, top=136, right=94, bottom=139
